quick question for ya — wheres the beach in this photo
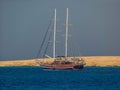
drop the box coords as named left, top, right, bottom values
left=0, top=56, right=120, bottom=67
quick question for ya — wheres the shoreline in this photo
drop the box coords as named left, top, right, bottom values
left=0, top=65, right=120, bottom=67
left=0, top=56, right=120, bottom=67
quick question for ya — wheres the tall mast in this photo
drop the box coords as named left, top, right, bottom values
left=65, top=8, right=69, bottom=57
left=53, top=8, right=56, bottom=58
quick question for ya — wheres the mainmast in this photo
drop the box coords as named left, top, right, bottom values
left=65, top=8, right=69, bottom=57
left=53, top=8, right=56, bottom=58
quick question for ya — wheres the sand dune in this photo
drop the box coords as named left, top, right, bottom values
left=82, top=56, right=120, bottom=66
left=0, top=56, right=120, bottom=66
left=0, top=60, right=38, bottom=66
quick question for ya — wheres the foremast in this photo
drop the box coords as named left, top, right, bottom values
left=53, top=8, right=56, bottom=58
left=65, top=8, right=69, bottom=58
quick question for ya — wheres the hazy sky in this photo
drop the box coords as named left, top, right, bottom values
left=0, top=0, right=120, bottom=60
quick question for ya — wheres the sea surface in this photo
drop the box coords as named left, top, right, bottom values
left=0, top=66, right=120, bottom=90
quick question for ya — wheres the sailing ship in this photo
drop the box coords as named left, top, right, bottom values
left=37, top=8, right=85, bottom=70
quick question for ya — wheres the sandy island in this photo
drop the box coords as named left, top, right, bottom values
left=0, top=56, right=120, bottom=67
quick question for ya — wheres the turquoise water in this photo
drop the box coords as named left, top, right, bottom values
left=0, top=67, right=120, bottom=90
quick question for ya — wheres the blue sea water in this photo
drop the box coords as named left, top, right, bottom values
left=0, top=67, right=120, bottom=90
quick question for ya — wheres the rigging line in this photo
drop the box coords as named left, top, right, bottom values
left=74, top=40, right=82, bottom=56
left=70, top=39, right=74, bottom=56
left=43, top=31, right=52, bottom=58
left=36, top=16, right=53, bottom=59
left=77, top=41, right=82, bottom=56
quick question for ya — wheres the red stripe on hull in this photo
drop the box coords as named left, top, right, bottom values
left=44, top=64, right=74, bottom=69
